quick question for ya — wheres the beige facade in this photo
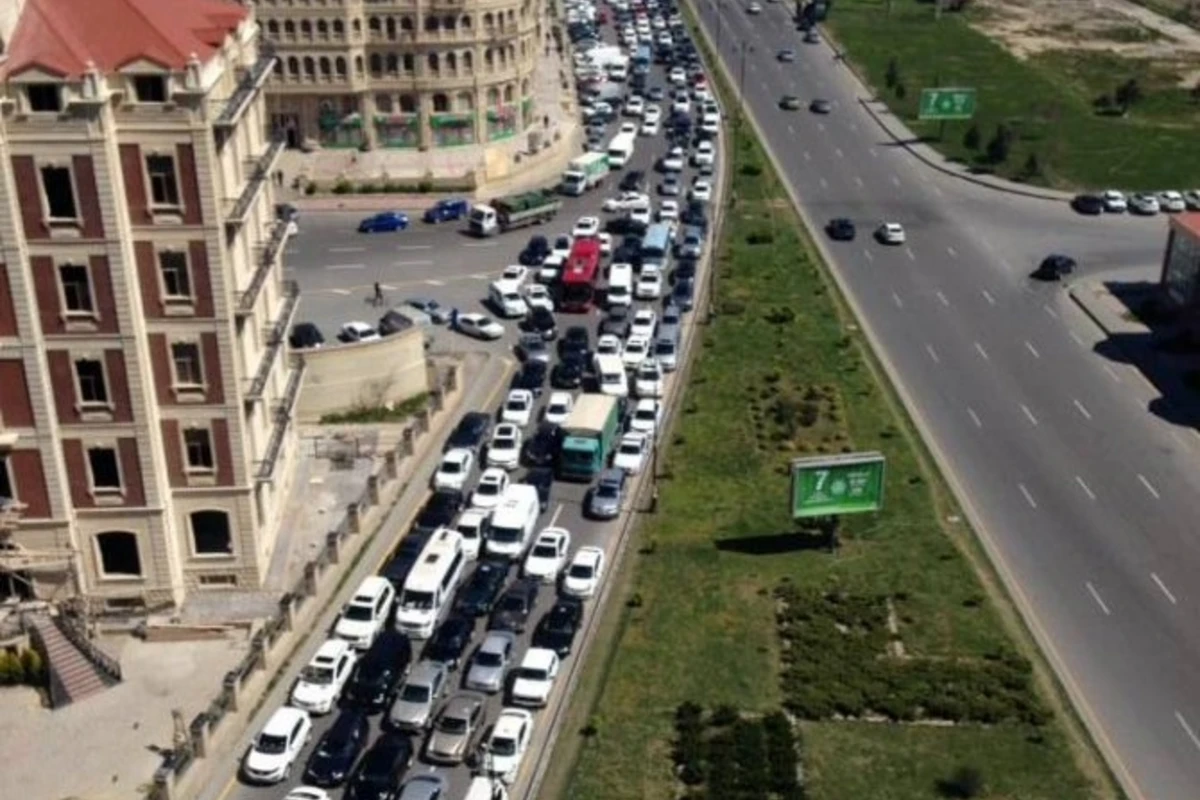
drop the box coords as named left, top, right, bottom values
left=0, top=0, right=301, bottom=608
left=255, top=0, right=546, bottom=151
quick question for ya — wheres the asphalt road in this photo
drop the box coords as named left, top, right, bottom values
left=693, top=2, right=1200, bottom=798
left=225, top=27, right=719, bottom=800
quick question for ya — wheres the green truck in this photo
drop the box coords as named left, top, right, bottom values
left=468, top=190, right=562, bottom=236
left=558, top=394, right=622, bottom=482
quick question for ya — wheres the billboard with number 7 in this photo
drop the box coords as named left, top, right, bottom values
left=790, top=452, right=886, bottom=519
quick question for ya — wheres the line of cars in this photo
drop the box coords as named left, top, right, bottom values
left=1072, top=188, right=1200, bottom=216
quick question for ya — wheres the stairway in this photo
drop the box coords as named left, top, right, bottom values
left=26, top=614, right=118, bottom=707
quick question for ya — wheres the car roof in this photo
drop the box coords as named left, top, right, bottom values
left=264, top=705, right=308, bottom=734
left=444, top=692, right=485, bottom=716
left=598, top=468, right=626, bottom=485
left=444, top=448, right=472, bottom=463
left=408, top=659, right=446, bottom=683
left=312, top=638, right=352, bottom=663
left=577, top=545, right=605, bottom=560
left=495, top=708, right=533, bottom=735
left=482, top=629, right=515, bottom=648
left=520, top=647, right=558, bottom=669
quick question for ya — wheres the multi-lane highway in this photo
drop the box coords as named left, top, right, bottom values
left=691, top=2, right=1200, bottom=798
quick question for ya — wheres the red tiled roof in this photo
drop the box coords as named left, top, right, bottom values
left=1172, top=212, right=1200, bottom=241
left=2, top=0, right=247, bottom=80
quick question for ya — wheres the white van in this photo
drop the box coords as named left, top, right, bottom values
left=489, top=280, right=528, bottom=319
left=463, top=777, right=509, bottom=800
left=594, top=353, right=630, bottom=398
left=455, top=507, right=491, bottom=560
left=394, top=528, right=466, bottom=639
left=606, top=132, right=636, bottom=169
left=485, top=484, right=541, bottom=559
left=606, top=263, right=634, bottom=308
left=333, top=576, right=395, bottom=650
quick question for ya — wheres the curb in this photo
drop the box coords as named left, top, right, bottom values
left=1066, top=284, right=1118, bottom=337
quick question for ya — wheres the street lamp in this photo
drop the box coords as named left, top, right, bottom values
left=737, top=42, right=755, bottom=130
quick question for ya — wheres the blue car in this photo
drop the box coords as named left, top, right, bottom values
left=357, top=211, right=409, bottom=233
left=422, top=198, right=470, bottom=224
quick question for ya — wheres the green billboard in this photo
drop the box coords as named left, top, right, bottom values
left=790, top=452, right=886, bottom=519
left=918, top=88, right=977, bottom=120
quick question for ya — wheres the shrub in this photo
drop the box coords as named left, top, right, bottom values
left=962, top=124, right=981, bottom=151
left=740, top=163, right=764, bottom=177
left=331, top=180, right=353, bottom=194
left=0, top=650, right=24, bottom=685
left=358, top=182, right=379, bottom=194
left=304, top=183, right=317, bottom=196
left=937, top=766, right=985, bottom=798
left=746, top=230, right=774, bottom=245
left=710, top=704, right=739, bottom=726
left=19, top=649, right=44, bottom=686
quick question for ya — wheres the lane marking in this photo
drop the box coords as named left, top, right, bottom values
left=1151, top=572, right=1177, bottom=605
left=1070, top=330, right=1085, bottom=346
left=462, top=242, right=497, bottom=248
left=891, top=175, right=901, bottom=187
left=1043, top=303, right=1059, bottom=319
left=1020, top=404, right=1038, bottom=426
left=1024, top=340, right=1041, bottom=359
left=396, top=244, right=433, bottom=250
left=549, top=502, right=565, bottom=527
left=1102, top=364, right=1122, bottom=383
left=471, top=272, right=491, bottom=280
left=819, top=177, right=828, bottom=189
left=329, top=246, right=365, bottom=253
left=935, top=290, right=950, bottom=307
left=854, top=176, right=864, bottom=188
left=1018, top=483, right=1038, bottom=509
left=1075, top=475, right=1096, bottom=501
left=863, top=249, right=874, bottom=262
left=817, top=122, right=826, bottom=132
left=787, top=125, right=795, bottom=134
left=424, top=279, right=445, bottom=286
left=1073, top=399, right=1092, bottom=420
left=394, top=260, right=434, bottom=267
left=905, top=247, right=916, bottom=261
left=981, top=289, right=996, bottom=306
left=946, top=246, right=957, bottom=257
left=803, top=150, right=811, bottom=161
left=869, top=147, right=878, bottom=157
left=931, top=185, right=944, bottom=197
left=1086, top=582, right=1112, bottom=616
left=925, top=343, right=941, bottom=364
left=1137, top=473, right=1160, bottom=499
left=974, top=341, right=990, bottom=361
left=1176, top=712, right=1200, bottom=751
left=834, top=147, right=844, bottom=158
left=891, top=291, right=903, bottom=308
left=967, top=407, right=982, bottom=428
left=330, top=288, right=352, bottom=296
left=326, top=263, right=365, bottom=270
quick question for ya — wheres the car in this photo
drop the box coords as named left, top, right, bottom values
left=559, top=325, right=591, bottom=360
left=415, top=489, right=464, bottom=531
left=803, top=28, right=820, bottom=43
left=690, top=179, right=713, bottom=203
left=1130, top=193, right=1160, bottom=215
left=538, top=252, right=566, bottom=283
left=748, top=2, right=763, bottom=12
left=423, top=615, right=475, bottom=670
left=523, top=527, right=572, bottom=582
left=512, top=360, right=548, bottom=398
left=777, top=48, right=796, bottom=62
left=677, top=229, right=703, bottom=259
left=1159, top=190, right=1186, bottom=212
left=501, top=389, right=536, bottom=428
left=586, top=468, right=626, bottom=521
left=634, top=358, right=665, bottom=398
left=620, top=170, right=647, bottom=192
left=388, top=660, right=448, bottom=731
left=524, top=306, right=558, bottom=341
left=425, top=692, right=487, bottom=765
left=660, top=146, right=685, bottom=173
left=290, top=322, right=325, bottom=349
left=572, top=216, right=602, bottom=238
left=636, top=266, right=665, bottom=300
left=396, top=775, right=448, bottom=800
left=358, top=211, right=409, bottom=233
left=624, top=95, right=646, bottom=117
left=598, top=231, right=613, bottom=255
left=621, top=335, right=651, bottom=370
left=672, top=276, right=696, bottom=312
left=524, top=284, right=555, bottom=313
left=552, top=234, right=573, bottom=257
left=335, top=576, right=395, bottom=650
left=486, top=424, right=523, bottom=470
left=619, top=120, right=639, bottom=135
left=453, top=558, right=509, bottom=618
left=659, top=174, right=681, bottom=196
left=303, top=708, right=370, bottom=787
left=1031, top=254, right=1077, bottom=282
left=405, top=298, right=450, bottom=324
left=339, top=321, right=382, bottom=344
left=647, top=85, right=666, bottom=101
left=525, top=466, right=554, bottom=513
left=381, top=535, right=425, bottom=590
left=455, top=313, right=505, bottom=340
left=551, top=352, right=586, bottom=389
left=510, top=648, right=561, bottom=708
left=422, top=197, right=470, bottom=224
left=466, top=630, right=518, bottom=693
left=501, top=264, right=529, bottom=285
left=446, top=412, right=492, bottom=453
left=613, top=431, right=650, bottom=475
left=692, top=140, right=715, bottom=167
left=875, top=222, right=906, bottom=245
left=644, top=104, right=662, bottom=124
left=1185, top=189, right=1200, bottom=211
left=284, top=789, right=330, bottom=800
left=1101, top=189, right=1128, bottom=213
left=596, top=333, right=624, bottom=359
left=630, top=398, right=663, bottom=437
left=659, top=199, right=680, bottom=221
left=600, top=305, right=634, bottom=339
left=532, top=597, right=585, bottom=657
left=483, top=708, right=534, bottom=784
left=563, top=546, right=607, bottom=598
left=662, top=302, right=683, bottom=328
left=630, top=308, right=658, bottom=340
left=543, top=391, right=574, bottom=426
left=669, top=66, right=687, bottom=85
left=1071, top=194, right=1105, bottom=215
left=344, top=630, right=412, bottom=712
left=243, top=706, right=313, bottom=783
left=603, top=191, right=651, bottom=213
left=489, top=579, right=541, bottom=633
left=810, top=98, right=833, bottom=114
left=515, top=333, right=551, bottom=364
left=472, top=468, right=511, bottom=510
left=779, top=95, right=802, bottom=110
left=291, top=639, right=358, bottom=715
left=454, top=508, right=489, bottom=560
left=826, top=218, right=856, bottom=241
left=433, top=448, right=475, bottom=493
left=519, top=235, right=551, bottom=266
left=630, top=205, right=653, bottom=226
left=521, top=422, right=562, bottom=468
left=343, top=733, right=414, bottom=800
left=607, top=215, right=649, bottom=238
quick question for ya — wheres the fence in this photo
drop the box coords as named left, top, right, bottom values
left=147, top=363, right=461, bottom=800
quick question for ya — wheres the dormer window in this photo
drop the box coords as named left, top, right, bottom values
left=133, top=75, right=167, bottom=103
left=26, top=83, right=62, bottom=112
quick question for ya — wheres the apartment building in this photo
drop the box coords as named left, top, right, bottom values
left=255, top=0, right=547, bottom=150
left=0, top=0, right=302, bottom=609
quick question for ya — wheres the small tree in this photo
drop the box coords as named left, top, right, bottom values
left=895, top=81, right=907, bottom=100
left=1023, top=152, right=1042, bottom=178
left=963, top=124, right=981, bottom=150
left=885, top=58, right=900, bottom=89
left=985, top=124, right=1011, bottom=164
left=1114, top=78, right=1143, bottom=110
left=0, top=651, right=22, bottom=685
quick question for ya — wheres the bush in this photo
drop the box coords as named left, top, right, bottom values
left=962, top=124, right=981, bottom=151
left=746, top=230, right=774, bottom=245
left=304, top=183, right=317, bottom=196
left=358, top=182, right=379, bottom=194
left=19, top=649, right=44, bottom=686
left=0, top=650, right=24, bottom=685
left=937, top=766, right=985, bottom=798
left=740, top=163, right=764, bottom=177
left=331, top=180, right=353, bottom=195
left=710, top=704, right=739, bottom=726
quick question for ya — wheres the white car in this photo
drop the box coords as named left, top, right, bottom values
left=525, top=284, right=554, bottom=312
left=596, top=333, right=624, bottom=358
left=471, top=467, right=510, bottom=510
left=690, top=179, right=713, bottom=203
left=510, top=648, right=561, bottom=707
left=1185, top=189, right=1200, bottom=210
left=635, top=358, right=665, bottom=398
left=538, top=253, right=566, bottom=284
left=455, top=508, right=489, bottom=559
left=630, top=398, right=663, bottom=437
left=636, top=265, right=664, bottom=299
left=597, top=232, right=613, bottom=255
left=562, top=546, right=606, bottom=598
left=501, top=265, right=529, bottom=284
left=631, top=308, right=658, bottom=339
left=619, top=121, right=639, bottom=135
left=284, top=789, right=331, bottom=800
left=1158, top=190, right=1186, bottom=212
left=661, top=146, right=685, bottom=172
left=622, top=335, right=651, bottom=370
left=875, top=222, right=906, bottom=245
left=290, top=639, right=357, bottom=715
left=456, top=313, right=505, bottom=340
left=669, top=66, right=687, bottom=85
left=700, top=114, right=720, bottom=136
left=603, top=191, right=651, bottom=212
left=501, top=389, right=536, bottom=427
left=243, top=707, right=313, bottom=784
left=434, top=448, right=475, bottom=492
left=333, top=577, right=393, bottom=649
left=1130, top=193, right=1160, bottom=215
left=644, top=105, right=662, bottom=124
left=624, top=96, right=645, bottom=116
left=692, top=141, right=715, bottom=167
left=672, top=98, right=691, bottom=116
left=523, top=527, right=572, bottom=582
left=340, top=321, right=382, bottom=343
left=748, top=1, right=763, bottom=12
left=487, top=423, right=523, bottom=470
left=613, top=431, right=650, bottom=475
left=641, top=117, right=661, bottom=137
left=1101, top=189, right=1128, bottom=212
left=485, top=708, right=533, bottom=784
left=544, top=391, right=574, bottom=425
left=572, top=216, right=602, bottom=238
left=659, top=200, right=679, bottom=222
left=630, top=206, right=653, bottom=226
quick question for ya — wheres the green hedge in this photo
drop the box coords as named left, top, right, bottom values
left=0, top=648, right=46, bottom=687
left=673, top=703, right=805, bottom=799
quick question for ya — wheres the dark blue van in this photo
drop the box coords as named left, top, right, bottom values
left=423, top=198, right=470, bottom=223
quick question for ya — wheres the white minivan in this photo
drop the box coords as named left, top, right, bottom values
left=594, top=353, right=629, bottom=398
left=394, top=528, right=466, bottom=638
left=489, top=279, right=529, bottom=318
left=485, top=484, right=541, bottom=559
left=463, top=777, right=509, bottom=800
left=333, top=576, right=395, bottom=650
left=606, top=263, right=634, bottom=308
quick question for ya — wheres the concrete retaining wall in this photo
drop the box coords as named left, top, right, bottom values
left=294, top=327, right=429, bottom=423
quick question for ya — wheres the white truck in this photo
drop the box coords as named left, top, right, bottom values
left=560, top=152, right=610, bottom=196
left=606, top=131, right=637, bottom=169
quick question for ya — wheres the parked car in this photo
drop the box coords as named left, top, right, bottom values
left=388, top=660, right=449, bottom=731
left=289, top=322, right=325, bottom=349
left=465, top=630, right=518, bottom=693
left=519, top=235, right=551, bottom=266
left=415, top=489, right=464, bottom=531
left=242, top=707, right=313, bottom=784
left=291, top=638, right=358, bottom=715
left=1071, top=194, right=1104, bottom=215
left=423, top=615, right=476, bottom=671
left=344, top=629, right=412, bottom=712
left=358, top=211, right=410, bottom=233
left=562, top=546, right=606, bottom=598
left=303, top=709, right=370, bottom=787
left=339, top=321, right=382, bottom=343
left=532, top=597, right=585, bottom=656
left=446, top=412, right=492, bottom=453
left=455, top=313, right=505, bottom=340
left=454, top=559, right=511, bottom=617
left=1031, top=254, right=1077, bottom=282
left=585, top=468, right=626, bottom=520
left=425, top=692, right=487, bottom=765
left=405, top=298, right=450, bottom=324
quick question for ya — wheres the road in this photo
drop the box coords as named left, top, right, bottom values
left=692, top=2, right=1200, bottom=798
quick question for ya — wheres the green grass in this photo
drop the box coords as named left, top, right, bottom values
left=318, top=392, right=429, bottom=424
left=826, top=0, right=1200, bottom=189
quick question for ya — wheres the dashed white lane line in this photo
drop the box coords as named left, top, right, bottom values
left=1018, top=483, right=1038, bottom=509
left=471, top=272, right=491, bottom=280
left=967, top=407, right=982, bottom=428
left=395, top=260, right=434, bottom=267
left=396, top=244, right=432, bottom=250
left=1138, top=473, right=1161, bottom=499
left=932, top=185, right=944, bottom=197
left=905, top=247, right=916, bottom=261
left=854, top=176, right=864, bottom=188
left=819, top=177, right=829, bottom=189
left=424, top=279, right=445, bottom=286
left=787, top=125, right=795, bottom=134
left=326, top=263, right=365, bottom=270
left=946, top=246, right=957, bottom=257
left=1176, top=712, right=1200, bottom=751
left=1024, top=340, right=1041, bottom=359
left=1043, top=304, right=1059, bottom=319
left=869, top=147, right=878, bottom=157
left=863, top=249, right=874, bottom=262
left=462, top=242, right=497, bottom=248
left=1086, top=582, right=1112, bottom=616
left=835, top=147, right=844, bottom=158
left=1073, top=399, right=1092, bottom=420
left=891, top=291, right=903, bottom=308
left=1069, top=330, right=1085, bottom=346
left=1152, top=572, right=1178, bottom=605
left=549, top=502, right=565, bottom=527
left=891, top=175, right=901, bottom=187
left=849, top=122, right=858, bottom=132
left=329, top=246, right=365, bottom=253
left=1020, top=404, right=1039, bottom=426
left=1102, top=364, right=1122, bottom=383
left=1075, top=475, right=1096, bottom=501
left=974, top=341, right=990, bottom=361
left=330, top=288, right=352, bottom=296
left=935, top=290, right=950, bottom=307
left=925, top=344, right=941, bottom=364
left=803, top=150, right=811, bottom=161
left=981, top=289, right=996, bottom=306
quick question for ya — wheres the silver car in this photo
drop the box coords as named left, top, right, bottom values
left=587, top=468, right=626, bottom=520
left=465, top=630, right=517, bottom=693
left=425, top=692, right=487, bottom=764
left=388, top=660, right=448, bottom=731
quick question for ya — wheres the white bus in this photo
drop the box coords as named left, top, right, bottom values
left=606, top=132, right=637, bottom=168
left=394, top=528, right=466, bottom=639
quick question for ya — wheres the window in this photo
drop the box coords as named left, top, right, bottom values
left=87, top=447, right=122, bottom=492
left=27, top=83, right=61, bottom=112
left=40, top=165, right=77, bottom=220
left=96, top=531, right=141, bottom=577
left=171, top=341, right=203, bottom=388
left=184, top=428, right=214, bottom=471
left=58, top=264, right=94, bottom=314
left=74, top=358, right=109, bottom=405
left=133, top=75, right=167, bottom=103
left=191, top=510, right=233, bottom=555
left=158, top=250, right=191, bottom=299
left=146, top=154, right=180, bottom=207
left=0, top=455, right=13, bottom=501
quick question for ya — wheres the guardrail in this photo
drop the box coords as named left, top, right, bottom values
left=245, top=280, right=301, bottom=403
left=55, top=609, right=123, bottom=683
left=225, top=136, right=285, bottom=227
left=239, top=221, right=292, bottom=317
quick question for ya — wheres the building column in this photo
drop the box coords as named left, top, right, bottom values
left=419, top=92, right=433, bottom=149
left=475, top=85, right=488, bottom=146
left=360, top=91, right=378, bottom=149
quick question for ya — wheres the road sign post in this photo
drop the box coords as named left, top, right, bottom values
left=918, top=87, right=977, bottom=121
left=790, top=452, right=886, bottom=519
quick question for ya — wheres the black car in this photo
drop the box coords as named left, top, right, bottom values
left=1072, top=194, right=1105, bottom=215
left=515, top=333, right=550, bottom=364
left=681, top=201, right=708, bottom=231
left=779, top=95, right=802, bottom=111
left=551, top=352, right=586, bottom=389
left=533, top=597, right=585, bottom=657
left=512, top=360, right=548, bottom=396
left=606, top=215, right=649, bottom=237
left=381, top=535, right=426, bottom=589
left=522, top=423, right=562, bottom=467
left=453, top=560, right=511, bottom=617
left=673, top=257, right=698, bottom=281
left=304, top=708, right=371, bottom=787
left=445, top=412, right=492, bottom=452
left=524, top=307, right=558, bottom=340
left=809, top=99, right=833, bottom=114
left=519, top=235, right=550, bottom=266
left=620, top=170, right=646, bottom=192
left=489, top=579, right=541, bottom=633
left=415, top=490, right=463, bottom=531
left=289, top=322, right=325, bottom=350
left=613, top=236, right=644, bottom=266
left=344, top=630, right=413, bottom=711
left=559, top=326, right=591, bottom=360
left=672, top=277, right=696, bottom=311
left=599, top=305, right=633, bottom=339
left=1032, top=254, right=1077, bottom=282
left=826, top=218, right=856, bottom=241
left=345, top=733, right=415, bottom=800
left=423, top=614, right=476, bottom=669
left=525, top=466, right=554, bottom=512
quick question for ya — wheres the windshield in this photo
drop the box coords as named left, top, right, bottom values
left=569, top=563, right=595, bottom=578
left=498, top=595, right=526, bottom=612
left=506, top=399, right=527, bottom=411
left=549, top=402, right=569, bottom=414
left=476, top=650, right=504, bottom=668
left=491, top=736, right=517, bottom=756
left=400, top=590, right=435, bottom=610
left=602, top=372, right=624, bottom=386
left=532, top=544, right=557, bottom=558
left=494, top=436, right=516, bottom=450
left=620, top=442, right=642, bottom=456
left=301, top=665, right=334, bottom=685
left=342, top=603, right=374, bottom=622
left=441, top=460, right=462, bottom=474
left=400, top=683, right=431, bottom=703
left=438, top=714, right=468, bottom=734
left=516, top=667, right=549, bottom=681
left=477, top=482, right=501, bottom=496
left=635, top=409, right=656, bottom=421
left=596, top=484, right=619, bottom=499
left=491, top=525, right=522, bottom=543
left=256, top=733, right=288, bottom=755
left=655, top=341, right=675, bottom=355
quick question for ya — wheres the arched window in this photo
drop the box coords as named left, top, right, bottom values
left=428, top=52, right=440, bottom=73
left=461, top=15, right=472, bottom=28
left=300, top=19, right=312, bottom=36
left=485, top=48, right=494, bottom=70
left=303, top=57, right=315, bottom=77
left=368, top=16, right=381, bottom=34
left=287, top=56, right=300, bottom=76
left=352, top=18, right=361, bottom=34
left=446, top=52, right=457, bottom=73
left=369, top=53, right=383, bottom=76
left=273, top=59, right=283, bottom=77
left=483, top=12, right=494, bottom=28
left=355, top=55, right=364, bottom=75
left=433, top=93, right=449, bottom=113
left=332, top=19, right=344, bottom=36
left=504, top=84, right=514, bottom=103
left=386, top=53, right=399, bottom=74
left=96, top=531, right=142, bottom=577
left=319, top=57, right=331, bottom=77
left=463, top=51, right=473, bottom=72
left=191, top=511, right=233, bottom=556
left=403, top=53, right=414, bottom=72
left=399, top=93, right=417, bottom=113
left=400, top=16, right=414, bottom=31
left=335, top=57, right=347, bottom=77
left=457, top=91, right=474, bottom=111
left=386, top=16, right=396, bottom=38
left=283, top=19, right=296, bottom=36
left=376, top=94, right=393, bottom=113
left=443, top=15, right=455, bottom=30
left=425, top=15, right=439, bottom=31
left=487, top=87, right=499, bottom=107
left=266, top=19, right=279, bottom=36
left=317, top=19, right=328, bottom=36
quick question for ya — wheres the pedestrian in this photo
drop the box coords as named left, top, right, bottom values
left=373, top=281, right=383, bottom=307
left=450, top=307, right=459, bottom=329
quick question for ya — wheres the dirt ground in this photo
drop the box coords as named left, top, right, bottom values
left=971, top=0, right=1200, bottom=85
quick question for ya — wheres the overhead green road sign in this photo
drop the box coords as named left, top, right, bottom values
left=919, top=88, right=977, bottom=120
left=791, top=452, right=886, bottom=519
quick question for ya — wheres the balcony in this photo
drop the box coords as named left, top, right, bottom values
left=256, top=355, right=306, bottom=482
left=0, top=498, right=24, bottom=535
left=214, top=47, right=278, bottom=130
left=239, top=220, right=293, bottom=318
left=245, top=280, right=301, bottom=404
left=224, top=136, right=285, bottom=230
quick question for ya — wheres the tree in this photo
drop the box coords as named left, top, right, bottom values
left=1023, top=152, right=1042, bottom=178
left=0, top=651, right=22, bottom=685
left=985, top=124, right=1011, bottom=164
left=885, top=58, right=900, bottom=89
left=1114, top=78, right=1143, bottom=110
left=895, top=81, right=907, bottom=100
left=936, top=765, right=985, bottom=799
left=963, top=124, right=981, bottom=150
